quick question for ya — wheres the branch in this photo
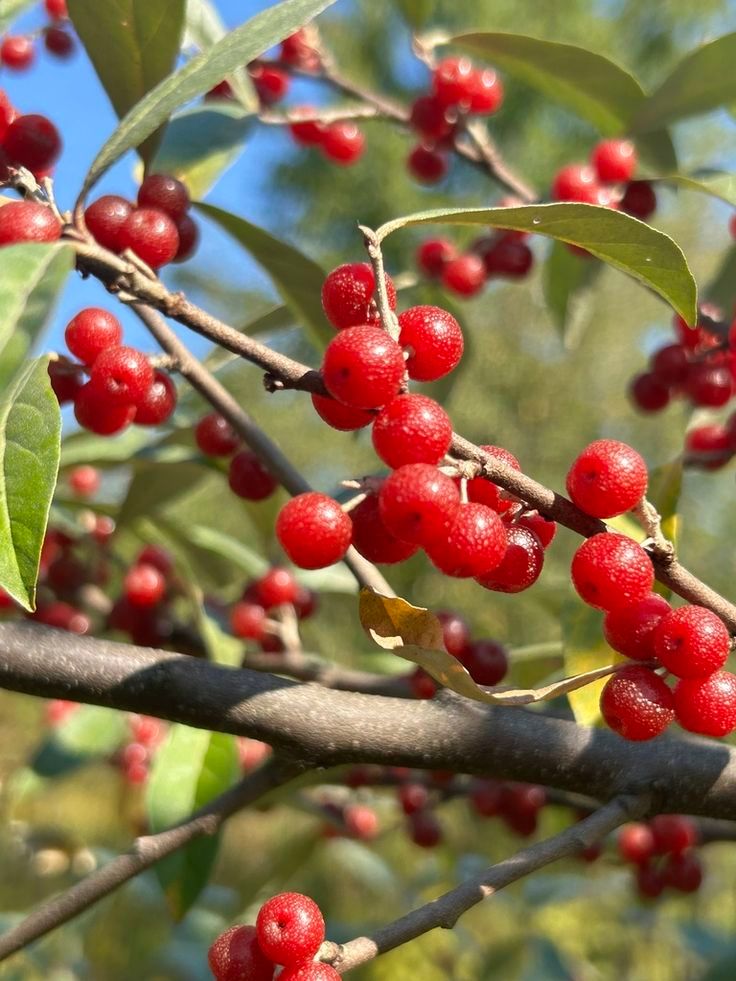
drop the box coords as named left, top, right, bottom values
left=323, top=794, right=646, bottom=971
left=2, top=622, right=736, bottom=819
left=0, top=755, right=303, bottom=962
left=244, top=650, right=413, bottom=696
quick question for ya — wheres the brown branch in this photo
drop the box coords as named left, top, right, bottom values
left=244, top=650, right=412, bottom=695
left=0, top=756, right=303, bottom=962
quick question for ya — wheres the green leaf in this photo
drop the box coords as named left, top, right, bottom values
left=150, top=104, right=252, bottom=200
left=183, top=0, right=257, bottom=110
left=376, top=203, right=697, bottom=325
left=705, top=245, right=736, bottom=310
left=630, top=32, right=736, bottom=133
left=60, top=426, right=153, bottom=469
left=147, top=725, right=238, bottom=919
left=117, top=458, right=209, bottom=526
left=395, top=0, right=434, bottom=28
left=0, top=359, right=61, bottom=611
left=81, top=0, right=337, bottom=195
left=183, top=524, right=269, bottom=578
left=561, top=600, right=621, bottom=726
left=0, top=244, right=74, bottom=390
left=0, top=0, right=35, bottom=34
left=195, top=203, right=332, bottom=349
left=31, top=705, right=128, bottom=778
left=68, top=0, right=187, bottom=168
left=659, top=170, right=736, bottom=208
left=543, top=240, right=601, bottom=340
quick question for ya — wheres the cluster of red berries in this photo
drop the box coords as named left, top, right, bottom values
left=49, top=306, right=177, bottom=436
left=1, top=0, right=75, bottom=71
left=229, top=566, right=317, bottom=653
left=415, top=224, right=534, bottom=298
left=0, top=87, right=61, bottom=184
left=405, top=55, right=504, bottom=185
left=209, top=892, right=339, bottom=981
left=618, top=815, right=704, bottom=898
left=552, top=138, right=656, bottom=222
left=108, top=545, right=177, bottom=648
left=195, top=412, right=280, bottom=503
left=84, top=172, right=199, bottom=267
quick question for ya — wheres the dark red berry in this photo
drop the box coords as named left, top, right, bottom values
left=228, top=451, right=278, bottom=500
left=32, top=601, right=90, bottom=634
left=0, top=201, right=60, bottom=244
left=310, top=392, right=373, bottom=431
left=426, top=502, right=507, bottom=578
left=276, top=493, right=352, bottom=569
left=1, top=36, right=35, bottom=71
left=571, top=533, right=654, bottom=612
left=321, top=121, right=364, bottom=165
left=475, top=524, right=544, bottom=593
left=441, top=254, right=486, bottom=296
left=685, top=363, right=732, bottom=407
left=0, top=90, right=14, bottom=141
left=4, top=114, right=61, bottom=172
left=322, top=326, right=405, bottom=409
left=650, top=343, right=689, bottom=386
left=230, top=601, right=266, bottom=640
left=398, top=305, right=464, bottom=382
left=470, top=779, right=503, bottom=817
left=253, top=568, right=298, bottom=609
left=321, top=262, right=396, bottom=330
left=281, top=28, right=320, bottom=70
left=436, top=609, right=471, bottom=658
left=250, top=63, right=289, bottom=105
left=481, top=235, right=533, bottom=278
left=119, top=207, right=179, bottom=269
left=255, top=892, right=325, bottom=966
left=629, top=372, right=670, bottom=412
left=650, top=814, right=698, bottom=855
left=654, top=605, right=730, bottom=678
left=89, top=346, right=154, bottom=408
left=591, top=139, right=637, bottom=183
left=603, top=593, right=671, bottom=661
left=195, top=413, right=239, bottom=456
left=620, top=181, right=656, bottom=220
left=600, top=665, right=675, bottom=740
left=566, top=439, right=648, bottom=519
left=516, top=511, right=557, bottom=549
left=409, top=667, right=437, bottom=699
left=135, top=370, right=177, bottom=425
left=173, top=213, right=199, bottom=261
left=48, top=361, right=83, bottom=404
left=124, top=563, right=166, bottom=607
left=407, top=144, right=448, bottom=184
left=350, top=494, right=418, bottom=564
left=673, top=670, right=736, bottom=737
left=463, top=638, right=508, bottom=685
left=208, top=924, right=274, bottom=981
left=398, top=782, right=430, bottom=815
left=372, top=394, right=452, bottom=468
left=663, top=852, right=703, bottom=893
left=409, top=95, right=455, bottom=142
left=43, top=26, right=74, bottom=57
left=379, top=463, right=460, bottom=546
left=74, top=382, right=135, bottom=435
left=416, top=238, right=457, bottom=278
left=84, top=195, right=134, bottom=253
left=136, top=545, right=173, bottom=577
left=408, top=809, right=442, bottom=847
left=636, top=863, right=665, bottom=898
left=64, top=308, right=122, bottom=365
left=684, top=424, right=734, bottom=470
left=137, top=173, right=190, bottom=220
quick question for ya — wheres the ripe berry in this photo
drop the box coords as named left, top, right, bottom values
left=4, top=114, right=62, bottom=172
left=276, top=493, right=352, bottom=569
left=437, top=609, right=470, bottom=658
left=481, top=236, right=533, bottom=278
left=398, top=305, right=463, bottom=382
left=256, top=892, right=325, bottom=966
left=228, top=451, right=278, bottom=501
left=469, top=67, right=504, bottom=113
left=673, top=670, right=736, bottom=736
left=1, top=36, right=34, bottom=71
left=650, top=343, right=689, bottom=386
left=629, top=372, right=670, bottom=412
left=463, top=638, right=508, bottom=685
left=321, top=326, right=405, bottom=409
left=321, top=121, right=365, bottom=165
left=289, top=110, right=325, bottom=146
left=591, top=139, right=637, bottom=183
left=135, top=370, right=177, bottom=425
left=68, top=465, right=100, bottom=498
left=74, top=382, right=135, bottom=435
left=344, top=802, right=379, bottom=839
left=230, top=601, right=266, bottom=640
left=433, top=57, right=476, bottom=107
left=664, top=852, right=703, bottom=893
left=407, top=144, right=448, bottom=184
left=195, top=412, right=239, bottom=456
left=253, top=567, right=298, bottom=609
left=566, top=439, right=648, bottom=518
left=350, top=494, right=419, bottom=564
left=208, top=924, right=274, bottom=981
left=84, top=195, right=133, bottom=253
left=516, top=510, right=557, bottom=548
left=685, top=363, right=732, bottom=407
left=552, top=164, right=599, bottom=203
left=45, top=0, right=68, bottom=17
left=89, top=346, right=154, bottom=407
left=603, top=593, right=671, bottom=661
left=636, top=863, right=665, bottom=898
left=119, top=207, right=179, bottom=268
left=49, top=361, right=83, bottom=404
left=408, top=809, right=442, bottom=847
left=372, top=394, right=452, bottom=468
left=654, top=605, right=730, bottom=678
left=409, top=667, right=437, bottom=699
left=124, top=563, right=166, bottom=607
left=571, top=533, right=654, bottom=611
left=278, top=964, right=341, bottom=981
left=64, top=307, right=123, bottom=365
left=475, top=524, right=544, bottom=593
left=398, top=782, right=430, bottom=816
left=173, top=213, right=199, bottom=262
left=618, top=823, right=655, bottom=865
left=379, top=463, right=460, bottom=546
left=467, top=445, right=521, bottom=512
left=416, top=238, right=457, bottom=278
left=321, top=263, right=396, bottom=330
left=281, top=29, right=320, bottom=70
left=137, top=173, right=190, bottom=220
left=599, top=665, right=675, bottom=740
left=441, top=254, right=486, bottom=296
left=250, top=63, right=289, bottom=105
left=426, top=502, right=507, bottom=578
left=649, top=814, right=698, bottom=855
left=33, top=601, right=90, bottom=634
left=471, top=779, right=503, bottom=817
left=310, top=392, right=373, bottom=431
left=44, top=25, right=74, bottom=57
left=135, top=546, right=173, bottom=577
left=620, top=181, right=657, bottom=220
left=0, top=90, right=13, bottom=142
left=409, top=95, right=455, bottom=142
left=684, top=424, right=734, bottom=470
left=0, top=201, right=60, bottom=244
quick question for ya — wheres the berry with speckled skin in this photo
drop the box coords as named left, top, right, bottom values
left=516, top=511, right=557, bottom=548
left=398, top=305, right=464, bottom=381
left=350, top=494, right=418, bottom=564
left=276, top=493, right=352, bottom=569
left=89, top=346, right=153, bottom=407
left=0, top=201, right=60, bottom=244
left=74, top=382, right=135, bottom=435
left=571, top=533, right=654, bottom=611
left=173, top=213, right=199, bottom=262
left=566, top=440, right=648, bottom=518
left=654, top=605, right=730, bottom=678
left=119, top=207, right=179, bottom=268
left=475, top=524, right=543, bottom=593
left=228, top=451, right=278, bottom=501
left=600, top=665, right=674, bottom=740
left=310, top=392, right=373, bottom=431
left=673, top=670, right=736, bottom=737
left=426, top=503, right=507, bottom=578
left=256, top=892, right=325, bottom=966
left=379, top=463, right=460, bottom=546
left=372, top=394, right=452, bottom=468
left=322, top=326, right=405, bottom=409
left=467, top=445, right=520, bottom=513
left=278, top=964, right=341, bottom=981
left=208, top=924, right=274, bottom=981
left=135, top=370, right=177, bottom=425
left=603, top=593, right=671, bottom=661
left=195, top=413, right=239, bottom=456
left=137, top=173, right=189, bottom=220
left=4, top=114, right=61, bottom=172
left=64, top=308, right=122, bottom=365
left=321, top=263, right=396, bottom=330
left=84, top=195, right=133, bottom=253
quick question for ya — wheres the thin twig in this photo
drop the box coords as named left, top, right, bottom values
left=244, top=650, right=412, bottom=696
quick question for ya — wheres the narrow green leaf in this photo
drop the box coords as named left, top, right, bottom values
left=377, top=203, right=697, bottom=324
left=0, top=244, right=74, bottom=390
left=630, top=32, right=736, bottom=133
left=183, top=0, right=257, bottom=110
left=543, top=240, right=601, bottom=340
left=196, top=202, right=332, bottom=349
left=705, top=245, right=736, bottom=310
left=147, top=725, right=238, bottom=919
left=150, top=104, right=252, bottom=200
left=0, top=359, right=61, bottom=610
left=184, top=524, right=269, bottom=578
left=60, top=426, right=152, bottom=469
left=118, top=459, right=209, bottom=526
left=0, top=0, right=35, bottom=34
left=81, top=0, right=337, bottom=194
left=660, top=170, right=736, bottom=207
left=68, top=0, right=187, bottom=168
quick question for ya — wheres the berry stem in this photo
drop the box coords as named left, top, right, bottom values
left=358, top=225, right=400, bottom=340
left=632, top=498, right=674, bottom=561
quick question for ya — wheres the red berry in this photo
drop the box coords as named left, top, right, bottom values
left=321, top=262, right=396, bottom=330
left=278, top=964, right=341, bottom=981
left=253, top=567, right=299, bottom=609
left=470, top=779, right=503, bottom=817
left=4, top=114, right=61, bottom=172
left=281, top=29, right=320, bottom=70
left=173, top=213, right=199, bottom=262
left=230, top=601, right=266, bottom=640
left=409, top=95, right=455, bottom=142
left=321, top=121, right=364, bottom=165
left=137, top=173, right=190, bottom=220
left=0, top=90, right=14, bottom=141
left=463, top=638, right=508, bottom=686
left=684, top=424, right=734, bottom=470
left=629, top=372, right=670, bottom=412
left=44, top=25, right=74, bottom=56
left=467, top=445, right=521, bottom=513
left=398, top=305, right=464, bottom=382
left=48, top=361, right=83, bottom=404
left=571, top=533, right=654, bottom=612
left=124, top=563, right=166, bottom=607
left=436, top=609, right=470, bottom=658
left=469, top=67, right=504, bottom=114
left=663, top=852, right=703, bottom=893
left=566, top=439, right=647, bottom=519
left=228, top=451, right=278, bottom=501
left=416, top=238, right=457, bottom=278
left=407, top=144, right=448, bottom=184
left=250, top=63, right=290, bottom=105
left=350, top=494, right=418, bottom=564
left=636, top=863, right=665, bottom=898
left=344, top=802, right=379, bottom=840
left=600, top=665, right=674, bottom=740
left=618, top=823, right=655, bottom=865
left=398, top=782, right=430, bottom=815
left=441, top=254, right=486, bottom=296
left=649, top=814, right=698, bottom=855
left=68, top=465, right=100, bottom=498
left=310, top=392, right=373, bottom=431
left=650, top=343, right=689, bottom=386
left=135, top=370, right=177, bottom=425
left=685, top=363, right=732, bottom=407
left=475, top=524, right=544, bottom=593
left=289, top=109, right=325, bottom=147
left=89, top=345, right=154, bottom=408
left=426, top=502, right=507, bottom=578
left=208, top=924, right=274, bottom=981
left=481, top=236, right=533, bottom=279
left=84, top=196, right=133, bottom=253
left=620, top=181, right=656, bottom=220
left=552, top=164, right=599, bottom=202
left=45, top=0, right=68, bottom=17
left=603, top=593, right=671, bottom=661
left=1, top=36, right=34, bottom=71
left=372, top=394, right=452, bottom=468
left=276, top=493, right=352, bottom=569
left=64, top=307, right=123, bottom=365
left=515, top=510, right=557, bottom=549
left=119, top=207, right=179, bottom=268
left=409, top=667, right=437, bottom=699
left=74, top=382, right=135, bottom=435
left=33, top=601, right=90, bottom=634
left=591, top=139, right=637, bottom=183
left=205, top=80, right=234, bottom=101
left=379, top=463, right=460, bottom=546
left=195, top=413, right=239, bottom=456
left=322, top=326, right=405, bottom=410
left=256, top=892, right=325, bottom=966
left=0, top=201, right=60, bottom=244
left=293, top=585, right=318, bottom=620
left=136, top=545, right=173, bottom=577
left=433, top=56, right=476, bottom=107
left=408, top=809, right=442, bottom=847
left=654, top=605, right=730, bottom=678
left=674, top=670, right=736, bottom=737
